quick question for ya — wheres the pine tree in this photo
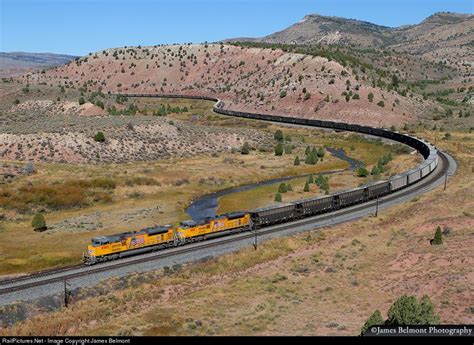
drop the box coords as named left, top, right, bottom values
left=432, top=226, right=443, bottom=245
left=286, top=183, right=293, bottom=191
left=360, top=310, right=384, bottom=335
left=304, top=181, right=310, bottom=192
left=307, top=174, right=314, bottom=184
left=274, top=130, right=284, bottom=142
left=294, top=156, right=300, bottom=165
left=275, top=143, right=284, bottom=156
left=278, top=183, right=287, bottom=193
left=274, top=192, right=282, bottom=202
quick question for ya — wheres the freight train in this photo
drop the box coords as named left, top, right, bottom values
left=83, top=95, right=440, bottom=265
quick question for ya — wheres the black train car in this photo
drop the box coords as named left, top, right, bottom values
left=335, top=187, right=367, bottom=208
left=250, top=203, right=298, bottom=228
left=295, top=195, right=334, bottom=217
left=365, top=181, right=391, bottom=199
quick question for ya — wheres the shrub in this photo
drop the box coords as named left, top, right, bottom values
left=32, top=212, right=47, bottom=232
left=279, top=90, right=287, bottom=98
left=78, top=97, right=85, bottom=105
left=360, top=310, right=384, bottom=335
left=368, top=93, right=374, bottom=102
left=386, top=295, right=440, bottom=325
left=286, top=183, right=293, bottom=191
left=360, top=295, right=440, bottom=335
left=304, top=92, right=311, bottom=101
left=371, top=166, right=381, bottom=176
left=432, top=226, right=443, bottom=245
left=13, top=99, right=20, bottom=105
left=317, top=147, right=325, bottom=158
left=241, top=142, right=250, bottom=154
left=274, top=143, right=283, bottom=156
left=274, top=192, right=282, bottom=202
left=94, top=131, right=106, bottom=142
left=294, top=156, right=300, bottom=165
left=357, top=167, right=369, bottom=177
left=377, top=100, right=385, bottom=107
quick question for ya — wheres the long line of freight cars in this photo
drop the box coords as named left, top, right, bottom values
left=83, top=95, right=439, bottom=265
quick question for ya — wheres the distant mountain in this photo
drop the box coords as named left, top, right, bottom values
left=0, top=52, right=78, bottom=77
left=226, top=12, right=474, bottom=64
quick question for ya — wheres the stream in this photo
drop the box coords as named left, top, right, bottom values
left=185, top=148, right=364, bottom=221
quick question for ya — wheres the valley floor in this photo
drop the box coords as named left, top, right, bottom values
left=1, top=130, right=472, bottom=335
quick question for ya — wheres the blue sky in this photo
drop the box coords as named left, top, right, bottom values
left=1, top=0, right=472, bottom=56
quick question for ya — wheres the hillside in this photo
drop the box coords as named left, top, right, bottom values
left=227, top=12, right=474, bottom=66
left=19, top=44, right=430, bottom=127
left=0, top=52, right=77, bottom=78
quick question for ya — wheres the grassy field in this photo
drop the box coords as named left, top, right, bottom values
left=1, top=129, right=471, bottom=335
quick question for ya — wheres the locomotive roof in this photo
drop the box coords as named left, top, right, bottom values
left=91, top=224, right=173, bottom=243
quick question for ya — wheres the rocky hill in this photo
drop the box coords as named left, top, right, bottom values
left=20, top=44, right=430, bottom=127
left=227, top=12, right=474, bottom=65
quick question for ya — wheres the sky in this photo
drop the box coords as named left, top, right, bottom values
left=1, top=0, right=472, bottom=56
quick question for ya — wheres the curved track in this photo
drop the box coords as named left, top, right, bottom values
left=0, top=95, right=457, bottom=302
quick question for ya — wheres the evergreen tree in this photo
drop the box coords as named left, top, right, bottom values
left=274, top=192, right=282, bottom=202
left=275, top=143, right=284, bottom=156
left=307, top=174, right=314, bottom=184
left=432, top=226, right=443, bottom=245
left=278, top=183, right=287, bottom=193
left=32, top=213, right=47, bottom=231
left=304, top=181, right=310, bottom=192
left=286, top=183, right=293, bottom=191
left=274, top=130, right=284, bottom=142
left=294, top=156, right=300, bottom=166
left=360, top=310, right=384, bottom=336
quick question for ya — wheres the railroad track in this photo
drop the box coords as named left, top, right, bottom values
left=0, top=151, right=452, bottom=296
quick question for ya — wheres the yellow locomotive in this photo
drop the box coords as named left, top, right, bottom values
left=83, top=212, right=251, bottom=265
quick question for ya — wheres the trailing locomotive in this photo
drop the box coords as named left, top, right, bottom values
left=84, top=94, right=440, bottom=265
